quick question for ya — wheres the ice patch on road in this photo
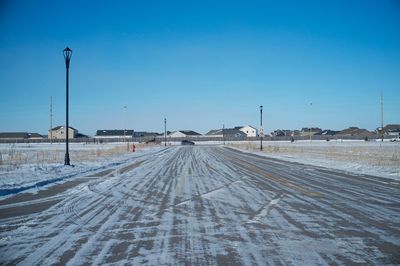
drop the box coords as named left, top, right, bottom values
left=248, top=194, right=284, bottom=223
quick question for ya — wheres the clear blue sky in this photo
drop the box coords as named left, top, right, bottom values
left=1, top=0, right=399, bottom=135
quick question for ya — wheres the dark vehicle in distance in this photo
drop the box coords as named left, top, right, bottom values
left=181, top=140, right=195, bottom=146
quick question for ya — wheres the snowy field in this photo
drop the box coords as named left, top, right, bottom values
left=0, top=143, right=162, bottom=195
left=228, top=140, right=400, bottom=180
left=1, top=140, right=399, bottom=198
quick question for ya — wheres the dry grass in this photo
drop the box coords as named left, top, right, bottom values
left=228, top=141, right=400, bottom=169
left=0, top=142, right=157, bottom=168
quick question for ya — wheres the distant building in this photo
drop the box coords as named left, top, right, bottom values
left=272, top=130, right=291, bottom=137
left=234, top=125, right=257, bottom=137
left=316, top=130, right=339, bottom=136
left=271, top=129, right=301, bottom=137
left=49, top=126, right=78, bottom=139
left=337, top=127, right=374, bottom=137
left=95, top=129, right=134, bottom=139
left=383, top=124, right=400, bottom=136
left=169, top=130, right=202, bottom=138
left=133, top=131, right=161, bottom=138
left=301, top=127, right=322, bottom=137
left=206, top=128, right=246, bottom=139
left=0, top=132, right=45, bottom=140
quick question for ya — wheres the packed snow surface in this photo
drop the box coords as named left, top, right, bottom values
left=0, top=145, right=399, bottom=264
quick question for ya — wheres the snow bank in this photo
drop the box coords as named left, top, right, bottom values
left=228, top=140, right=400, bottom=180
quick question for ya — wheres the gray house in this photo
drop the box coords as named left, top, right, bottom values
left=169, top=130, right=202, bottom=138
left=206, top=128, right=247, bottom=139
left=0, top=132, right=45, bottom=140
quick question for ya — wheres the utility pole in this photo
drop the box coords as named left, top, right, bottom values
left=381, top=92, right=384, bottom=142
left=164, top=118, right=167, bottom=147
left=50, top=96, right=53, bottom=144
left=310, top=102, right=313, bottom=143
left=260, top=105, right=263, bottom=151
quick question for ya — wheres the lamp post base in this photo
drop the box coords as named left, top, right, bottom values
left=64, top=153, right=70, bottom=165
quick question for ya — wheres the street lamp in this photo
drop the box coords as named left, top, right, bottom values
left=223, top=124, right=225, bottom=145
left=260, top=105, right=263, bottom=151
left=63, top=47, right=72, bottom=165
left=164, top=118, right=167, bottom=147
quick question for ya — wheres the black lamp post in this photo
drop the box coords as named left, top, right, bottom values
left=260, top=105, right=263, bottom=151
left=164, top=118, right=167, bottom=147
left=63, top=47, right=72, bottom=165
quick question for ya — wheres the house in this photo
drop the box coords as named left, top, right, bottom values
left=95, top=130, right=134, bottom=138
left=316, top=130, right=339, bottom=136
left=234, top=125, right=257, bottom=137
left=133, top=131, right=161, bottom=138
left=169, top=130, right=202, bottom=138
left=0, top=132, right=45, bottom=140
left=272, top=129, right=294, bottom=137
left=271, top=129, right=302, bottom=137
left=383, top=124, right=400, bottom=136
left=49, top=126, right=78, bottom=139
left=336, top=127, right=374, bottom=137
left=301, top=127, right=322, bottom=136
left=206, top=128, right=247, bottom=138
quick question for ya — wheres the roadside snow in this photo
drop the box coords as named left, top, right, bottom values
left=228, top=140, right=400, bottom=181
left=0, top=143, right=164, bottom=197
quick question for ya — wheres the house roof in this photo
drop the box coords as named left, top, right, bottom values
left=301, top=127, right=322, bottom=132
left=206, top=129, right=222, bottom=135
left=234, top=125, right=257, bottom=130
left=51, top=126, right=77, bottom=131
left=0, top=132, right=44, bottom=139
left=76, top=133, right=90, bottom=138
left=178, top=130, right=202, bottom=136
left=206, top=128, right=246, bottom=136
left=95, top=130, right=134, bottom=136
left=337, top=127, right=374, bottom=136
left=315, top=130, right=339, bottom=136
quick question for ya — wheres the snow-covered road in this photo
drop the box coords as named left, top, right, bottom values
left=1, top=146, right=399, bottom=265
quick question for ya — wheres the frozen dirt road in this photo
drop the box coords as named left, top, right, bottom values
left=1, top=146, right=399, bottom=265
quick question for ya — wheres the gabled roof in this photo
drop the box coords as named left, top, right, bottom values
left=337, top=127, right=374, bottom=136
left=206, top=129, right=222, bottom=135
left=95, top=130, right=134, bottom=136
left=223, top=129, right=247, bottom=136
left=301, top=127, right=322, bottom=132
left=0, top=132, right=44, bottom=139
left=76, top=133, right=90, bottom=138
left=206, top=128, right=246, bottom=136
left=51, top=126, right=77, bottom=131
left=178, top=130, right=202, bottom=136
left=234, top=125, right=257, bottom=130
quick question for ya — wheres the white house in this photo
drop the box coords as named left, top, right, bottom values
left=235, top=125, right=257, bottom=137
left=169, top=130, right=202, bottom=138
left=49, top=126, right=78, bottom=139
